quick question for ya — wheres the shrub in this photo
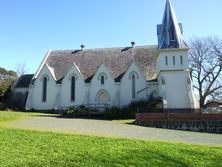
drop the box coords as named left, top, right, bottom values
left=61, top=96, right=164, bottom=119
left=0, top=102, right=5, bottom=110
left=104, top=96, right=163, bottom=120
left=61, top=105, right=89, bottom=117
left=104, top=107, right=121, bottom=120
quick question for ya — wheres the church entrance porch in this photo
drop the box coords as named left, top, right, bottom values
left=96, top=89, right=110, bottom=111
left=98, top=92, right=108, bottom=104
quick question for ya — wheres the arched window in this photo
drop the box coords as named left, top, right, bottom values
left=71, top=76, right=76, bottom=101
left=165, top=56, right=168, bottom=65
left=180, top=55, right=183, bottom=65
left=42, top=77, right=47, bottom=102
left=101, top=75, right=104, bottom=85
left=132, top=74, right=136, bottom=99
left=173, top=56, right=175, bottom=65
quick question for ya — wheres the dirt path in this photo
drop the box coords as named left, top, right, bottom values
left=9, top=116, right=222, bottom=146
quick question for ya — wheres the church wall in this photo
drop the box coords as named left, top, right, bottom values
left=156, top=50, right=189, bottom=72
left=158, top=71, right=191, bottom=109
left=120, top=63, right=147, bottom=106
left=60, top=65, right=86, bottom=107
left=146, top=82, right=159, bottom=97
left=89, top=64, right=116, bottom=106
left=30, top=66, right=59, bottom=110
left=114, top=83, right=121, bottom=107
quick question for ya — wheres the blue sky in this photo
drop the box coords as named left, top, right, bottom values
left=0, top=0, right=221, bottom=73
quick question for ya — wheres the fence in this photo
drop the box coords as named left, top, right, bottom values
left=136, top=113, right=222, bottom=134
left=138, top=108, right=200, bottom=113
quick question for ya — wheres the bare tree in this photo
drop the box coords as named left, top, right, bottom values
left=16, top=62, right=27, bottom=77
left=189, top=37, right=222, bottom=108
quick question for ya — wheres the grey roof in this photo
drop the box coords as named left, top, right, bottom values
left=56, top=77, right=64, bottom=84
left=85, top=75, right=94, bottom=83
left=45, top=45, right=157, bottom=82
left=157, top=0, right=187, bottom=49
left=14, top=74, right=34, bottom=88
left=147, top=78, right=158, bottom=82
left=114, top=72, right=126, bottom=82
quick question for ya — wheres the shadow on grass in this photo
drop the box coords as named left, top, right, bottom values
left=31, top=112, right=137, bottom=124
left=9, top=110, right=137, bottom=124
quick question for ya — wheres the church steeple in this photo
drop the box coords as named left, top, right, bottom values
left=157, top=0, right=187, bottom=49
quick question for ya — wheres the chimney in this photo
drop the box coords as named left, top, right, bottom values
left=80, top=44, right=85, bottom=51
left=131, top=41, right=135, bottom=48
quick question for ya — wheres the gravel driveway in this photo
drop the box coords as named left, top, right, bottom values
left=9, top=115, right=222, bottom=146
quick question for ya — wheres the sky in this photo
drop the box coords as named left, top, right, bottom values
left=0, top=0, right=221, bottom=74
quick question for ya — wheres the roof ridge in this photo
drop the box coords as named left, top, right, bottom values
left=50, top=45, right=157, bottom=52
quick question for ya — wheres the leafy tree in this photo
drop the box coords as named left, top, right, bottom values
left=189, top=37, right=222, bottom=108
left=0, top=67, right=17, bottom=101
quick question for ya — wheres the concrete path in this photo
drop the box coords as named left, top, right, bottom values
left=9, top=116, right=222, bottom=146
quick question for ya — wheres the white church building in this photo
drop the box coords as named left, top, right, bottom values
left=23, top=0, right=199, bottom=111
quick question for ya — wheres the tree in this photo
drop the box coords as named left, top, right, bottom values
left=189, top=37, right=222, bottom=108
left=16, top=62, right=27, bottom=77
left=0, top=67, right=17, bottom=101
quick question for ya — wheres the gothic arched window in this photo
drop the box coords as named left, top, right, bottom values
left=71, top=76, right=76, bottom=101
left=101, top=75, right=104, bottom=85
left=132, top=74, right=136, bottom=99
left=165, top=56, right=168, bottom=65
left=42, top=77, right=47, bottom=102
left=173, top=56, right=175, bottom=65
left=180, top=55, right=183, bottom=65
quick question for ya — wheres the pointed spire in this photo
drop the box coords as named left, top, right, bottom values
left=157, top=0, right=187, bottom=49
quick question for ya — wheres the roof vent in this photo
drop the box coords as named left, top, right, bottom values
left=80, top=44, right=85, bottom=51
left=131, top=41, right=135, bottom=48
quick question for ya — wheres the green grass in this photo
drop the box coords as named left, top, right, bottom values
left=0, top=128, right=221, bottom=167
left=0, top=111, right=26, bottom=123
left=0, top=111, right=56, bottom=124
left=112, top=119, right=135, bottom=124
left=0, top=111, right=221, bottom=166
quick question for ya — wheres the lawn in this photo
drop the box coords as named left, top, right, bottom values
left=0, top=111, right=222, bottom=167
left=0, top=111, right=24, bottom=123
left=0, top=111, right=56, bottom=125
left=0, top=128, right=222, bottom=167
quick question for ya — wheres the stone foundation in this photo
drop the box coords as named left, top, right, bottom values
left=136, top=113, right=222, bottom=134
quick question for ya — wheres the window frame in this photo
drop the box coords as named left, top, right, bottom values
left=42, top=77, right=47, bottom=102
left=71, top=76, right=76, bottom=102
left=165, top=56, right=168, bottom=65
left=101, top=75, right=105, bottom=85
left=132, top=74, right=136, bottom=99
left=180, top=55, right=183, bottom=65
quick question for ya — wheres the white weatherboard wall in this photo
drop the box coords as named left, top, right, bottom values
left=89, top=64, right=116, bottom=105
left=60, top=64, right=86, bottom=107
left=158, top=71, right=190, bottom=108
left=120, top=63, right=147, bottom=106
left=146, top=82, right=159, bottom=97
left=156, top=49, right=189, bottom=72
left=114, top=83, right=121, bottom=107
left=155, top=48, right=197, bottom=109
left=29, top=65, right=59, bottom=110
